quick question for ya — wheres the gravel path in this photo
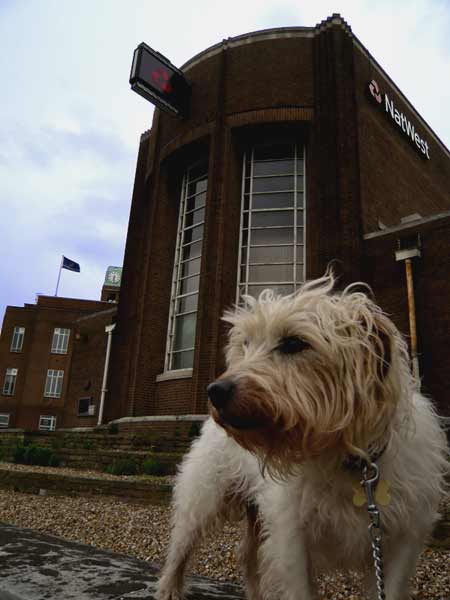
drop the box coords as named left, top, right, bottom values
left=0, top=465, right=449, bottom=599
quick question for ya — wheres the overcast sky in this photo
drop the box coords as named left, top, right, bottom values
left=0, top=0, right=449, bottom=323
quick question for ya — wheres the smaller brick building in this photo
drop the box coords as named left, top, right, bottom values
left=0, top=268, right=121, bottom=431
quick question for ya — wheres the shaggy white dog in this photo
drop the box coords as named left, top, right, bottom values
left=156, top=274, right=448, bottom=600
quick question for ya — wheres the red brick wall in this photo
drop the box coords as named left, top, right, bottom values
left=364, top=217, right=450, bottom=417
left=0, top=297, right=110, bottom=430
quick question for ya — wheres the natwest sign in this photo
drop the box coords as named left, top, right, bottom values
left=368, top=80, right=430, bottom=160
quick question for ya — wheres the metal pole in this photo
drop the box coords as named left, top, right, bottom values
left=98, top=323, right=116, bottom=425
left=405, top=258, right=420, bottom=381
left=55, top=255, right=63, bottom=296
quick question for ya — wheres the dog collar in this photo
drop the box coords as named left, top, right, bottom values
left=342, top=441, right=388, bottom=473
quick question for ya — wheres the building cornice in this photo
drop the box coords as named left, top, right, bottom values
left=364, top=210, right=450, bottom=240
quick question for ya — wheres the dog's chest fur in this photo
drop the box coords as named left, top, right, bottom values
left=260, top=465, right=398, bottom=572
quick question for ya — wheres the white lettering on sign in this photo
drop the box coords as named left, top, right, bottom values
left=369, top=80, right=430, bottom=160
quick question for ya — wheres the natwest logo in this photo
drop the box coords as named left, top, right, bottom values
left=368, top=79, right=430, bottom=160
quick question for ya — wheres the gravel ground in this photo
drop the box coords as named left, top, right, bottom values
left=0, top=464, right=449, bottom=599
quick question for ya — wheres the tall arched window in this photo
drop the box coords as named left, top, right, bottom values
left=237, top=142, right=305, bottom=298
left=166, top=162, right=208, bottom=371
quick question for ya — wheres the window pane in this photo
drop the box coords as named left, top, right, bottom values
left=175, top=294, right=198, bottom=314
left=252, top=192, right=294, bottom=210
left=296, top=245, right=304, bottom=262
left=297, top=159, right=304, bottom=174
left=172, top=350, right=194, bottom=370
left=249, top=245, right=294, bottom=263
left=182, top=240, right=202, bottom=261
left=179, top=275, right=200, bottom=295
left=185, top=208, right=205, bottom=228
left=183, top=224, right=203, bottom=244
left=250, top=227, right=294, bottom=245
left=186, top=193, right=206, bottom=213
left=11, top=327, right=25, bottom=352
left=246, top=283, right=294, bottom=297
left=296, top=192, right=304, bottom=208
left=297, top=211, right=304, bottom=226
left=297, top=176, right=304, bottom=191
left=248, top=264, right=294, bottom=283
left=187, top=178, right=207, bottom=197
left=253, top=176, right=295, bottom=193
left=252, top=211, right=294, bottom=227
left=297, top=228, right=305, bottom=243
left=180, top=257, right=201, bottom=278
left=254, top=144, right=295, bottom=161
left=296, top=264, right=305, bottom=283
left=253, top=160, right=295, bottom=176
left=173, top=313, right=197, bottom=351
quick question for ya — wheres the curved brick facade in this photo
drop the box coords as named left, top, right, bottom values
left=108, top=15, right=450, bottom=421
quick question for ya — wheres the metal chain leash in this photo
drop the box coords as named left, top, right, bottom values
left=361, top=462, right=386, bottom=600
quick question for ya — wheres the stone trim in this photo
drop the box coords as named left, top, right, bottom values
left=110, top=414, right=207, bottom=424
left=156, top=369, right=193, bottom=382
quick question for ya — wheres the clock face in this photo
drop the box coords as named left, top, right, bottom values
left=108, top=272, right=121, bottom=284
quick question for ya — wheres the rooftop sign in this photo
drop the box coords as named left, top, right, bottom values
left=368, top=80, right=430, bottom=160
left=130, top=43, right=191, bottom=117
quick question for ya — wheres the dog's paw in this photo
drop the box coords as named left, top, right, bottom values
left=154, top=578, right=183, bottom=600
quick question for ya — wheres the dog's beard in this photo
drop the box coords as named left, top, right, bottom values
left=210, top=380, right=349, bottom=477
left=210, top=373, right=396, bottom=478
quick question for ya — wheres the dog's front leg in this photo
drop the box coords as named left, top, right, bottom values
left=156, top=421, right=240, bottom=600
left=259, top=495, right=315, bottom=600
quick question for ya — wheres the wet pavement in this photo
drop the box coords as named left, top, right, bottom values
left=0, top=523, right=245, bottom=600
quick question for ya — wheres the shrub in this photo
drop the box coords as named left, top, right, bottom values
left=12, top=444, right=60, bottom=467
left=142, top=457, right=169, bottom=476
left=13, top=444, right=26, bottom=464
left=105, top=458, right=138, bottom=476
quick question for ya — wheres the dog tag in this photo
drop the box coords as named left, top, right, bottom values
left=352, top=479, right=391, bottom=507
left=375, top=479, right=391, bottom=506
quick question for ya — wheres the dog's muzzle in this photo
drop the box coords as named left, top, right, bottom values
left=208, top=379, right=264, bottom=430
left=207, top=379, right=235, bottom=410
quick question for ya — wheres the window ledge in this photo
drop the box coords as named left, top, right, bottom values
left=156, top=369, right=193, bottom=382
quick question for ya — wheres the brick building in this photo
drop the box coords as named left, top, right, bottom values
left=106, top=14, right=450, bottom=423
left=0, top=268, right=121, bottom=430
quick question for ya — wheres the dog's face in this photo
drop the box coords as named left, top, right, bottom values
left=208, top=274, right=410, bottom=476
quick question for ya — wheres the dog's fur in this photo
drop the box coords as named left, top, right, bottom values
left=156, top=274, right=448, bottom=600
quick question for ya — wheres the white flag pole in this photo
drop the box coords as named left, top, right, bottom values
left=55, top=255, right=63, bottom=297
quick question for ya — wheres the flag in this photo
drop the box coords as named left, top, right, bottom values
left=62, top=256, right=80, bottom=273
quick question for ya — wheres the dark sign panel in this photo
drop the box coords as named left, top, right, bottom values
left=130, top=43, right=191, bottom=117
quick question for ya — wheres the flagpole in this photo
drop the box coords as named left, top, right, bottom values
left=55, top=255, right=63, bottom=297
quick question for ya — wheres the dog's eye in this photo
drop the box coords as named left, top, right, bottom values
left=277, top=336, right=309, bottom=355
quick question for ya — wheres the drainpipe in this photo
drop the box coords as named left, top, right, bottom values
left=395, top=246, right=421, bottom=383
left=98, top=323, right=116, bottom=426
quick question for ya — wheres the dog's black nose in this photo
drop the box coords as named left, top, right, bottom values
left=207, top=379, right=235, bottom=410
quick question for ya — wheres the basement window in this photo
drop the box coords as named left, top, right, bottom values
left=0, top=413, right=10, bottom=428
left=39, top=415, right=56, bottom=431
